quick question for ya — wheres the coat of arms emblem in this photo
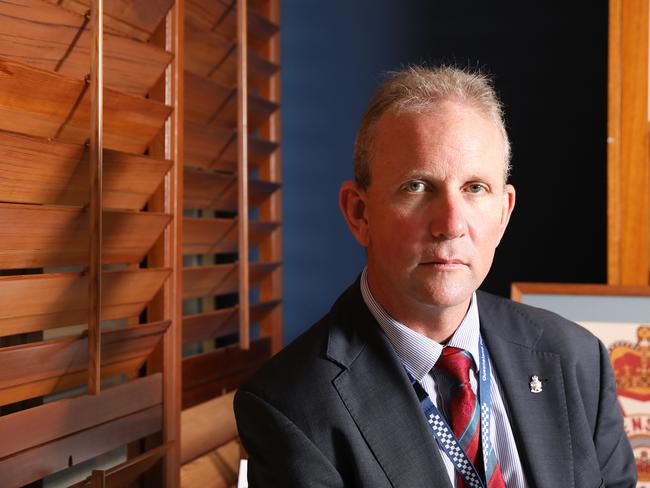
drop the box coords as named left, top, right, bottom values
left=610, top=325, right=650, bottom=482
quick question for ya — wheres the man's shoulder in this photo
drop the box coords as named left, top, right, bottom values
left=477, top=290, right=600, bottom=353
left=240, top=311, right=338, bottom=397
left=238, top=280, right=367, bottom=402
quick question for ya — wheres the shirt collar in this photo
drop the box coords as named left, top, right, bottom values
left=360, top=267, right=481, bottom=381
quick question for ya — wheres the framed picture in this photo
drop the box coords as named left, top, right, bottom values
left=512, top=283, right=650, bottom=485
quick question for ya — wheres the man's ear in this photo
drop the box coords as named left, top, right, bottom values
left=496, top=183, right=516, bottom=246
left=339, top=180, right=370, bottom=247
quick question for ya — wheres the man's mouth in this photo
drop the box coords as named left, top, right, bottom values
left=421, top=258, right=467, bottom=269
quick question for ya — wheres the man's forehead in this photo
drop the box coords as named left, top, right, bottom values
left=369, top=103, right=508, bottom=180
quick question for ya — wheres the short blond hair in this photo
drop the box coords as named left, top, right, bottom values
left=353, top=65, right=511, bottom=189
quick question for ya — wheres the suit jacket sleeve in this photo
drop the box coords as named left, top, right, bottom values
left=234, top=388, right=345, bottom=487
left=594, top=339, right=637, bottom=487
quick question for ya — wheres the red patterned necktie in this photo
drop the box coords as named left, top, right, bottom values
left=436, top=347, right=506, bottom=488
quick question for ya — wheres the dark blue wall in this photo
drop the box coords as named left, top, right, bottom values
left=281, top=1, right=433, bottom=343
left=280, top=1, right=608, bottom=345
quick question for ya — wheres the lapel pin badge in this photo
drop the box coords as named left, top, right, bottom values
left=529, top=375, right=543, bottom=394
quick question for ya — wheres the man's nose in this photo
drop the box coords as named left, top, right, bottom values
left=429, top=192, right=468, bottom=239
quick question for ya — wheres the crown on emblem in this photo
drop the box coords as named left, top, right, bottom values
left=610, top=326, right=650, bottom=401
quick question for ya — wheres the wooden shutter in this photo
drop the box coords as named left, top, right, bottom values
left=0, top=0, right=183, bottom=485
left=180, top=0, right=282, bottom=484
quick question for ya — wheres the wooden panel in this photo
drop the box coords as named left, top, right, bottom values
left=180, top=391, right=236, bottom=464
left=182, top=337, right=271, bottom=408
left=180, top=439, right=240, bottom=488
left=607, top=0, right=650, bottom=285
left=50, top=0, right=173, bottom=41
left=184, top=25, right=278, bottom=91
left=0, top=204, right=171, bottom=269
left=184, top=71, right=278, bottom=129
left=183, top=218, right=279, bottom=255
left=0, top=130, right=171, bottom=210
left=0, top=405, right=162, bottom=487
left=0, top=321, right=169, bottom=405
left=183, top=299, right=280, bottom=344
left=185, top=0, right=278, bottom=47
left=184, top=121, right=277, bottom=171
left=0, top=56, right=172, bottom=153
left=0, top=267, right=170, bottom=336
left=182, top=261, right=280, bottom=300
left=0, top=374, right=162, bottom=459
left=184, top=168, right=280, bottom=211
left=0, top=0, right=172, bottom=96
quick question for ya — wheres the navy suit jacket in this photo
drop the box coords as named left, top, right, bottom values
left=235, top=281, right=636, bottom=487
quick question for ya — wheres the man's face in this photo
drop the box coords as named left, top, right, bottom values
left=347, top=101, right=515, bottom=320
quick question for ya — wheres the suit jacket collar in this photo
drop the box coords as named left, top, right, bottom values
left=326, top=280, right=451, bottom=487
left=477, top=291, right=574, bottom=488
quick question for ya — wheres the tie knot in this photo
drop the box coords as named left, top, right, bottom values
left=435, top=346, right=474, bottom=384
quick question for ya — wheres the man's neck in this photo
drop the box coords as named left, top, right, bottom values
left=365, top=273, right=471, bottom=343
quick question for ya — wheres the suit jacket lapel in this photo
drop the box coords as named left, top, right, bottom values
left=478, top=292, right=573, bottom=488
left=326, top=283, right=451, bottom=488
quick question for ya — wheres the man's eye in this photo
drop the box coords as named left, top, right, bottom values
left=405, top=181, right=426, bottom=193
left=467, top=184, right=486, bottom=194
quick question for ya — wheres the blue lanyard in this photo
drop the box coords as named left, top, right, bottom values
left=405, top=336, right=495, bottom=488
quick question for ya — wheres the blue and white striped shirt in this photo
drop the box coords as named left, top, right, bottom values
left=360, top=268, right=527, bottom=487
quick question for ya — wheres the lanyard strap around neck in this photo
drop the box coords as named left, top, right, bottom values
left=406, top=336, right=493, bottom=488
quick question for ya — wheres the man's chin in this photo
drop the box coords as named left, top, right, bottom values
left=410, top=283, right=475, bottom=310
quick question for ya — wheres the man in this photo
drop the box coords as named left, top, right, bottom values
left=234, top=66, right=636, bottom=487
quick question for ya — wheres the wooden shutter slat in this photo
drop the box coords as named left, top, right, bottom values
left=185, top=26, right=278, bottom=90
left=186, top=0, right=278, bottom=47
left=182, top=337, right=271, bottom=389
left=0, top=130, right=171, bottom=210
left=184, top=71, right=278, bottom=129
left=49, top=0, right=173, bottom=41
left=2, top=356, right=142, bottom=408
left=0, top=56, right=171, bottom=153
left=182, top=337, right=271, bottom=408
left=182, top=299, right=280, bottom=344
left=183, top=217, right=237, bottom=254
left=0, top=267, right=170, bottom=336
left=182, top=365, right=258, bottom=410
left=223, top=90, right=279, bottom=130
left=184, top=168, right=280, bottom=211
left=247, top=137, right=279, bottom=169
left=180, top=391, right=236, bottom=464
left=184, top=121, right=235, bottom=170
left=0, top=321, right=169, bottom=405
left=0, top=404, right=162, bottom=487
left=184, top=71, right=234, bottom=125
left=72, top=443, right=171, bottom=488
left=0, top=374, right=162, bottom=459
left=182, top=261, right=280, bottom=300
left=0, top=204, right=171, bottom=269
left=0, top=0, right=171, bottom=96
left=184, top=122, right=276, bottom=171
left=183, top=218, right=279, bottom=255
